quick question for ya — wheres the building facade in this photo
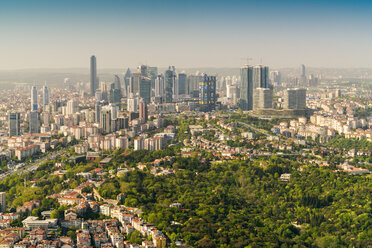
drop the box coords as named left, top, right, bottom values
left=199, top=74, right=216, bottom=112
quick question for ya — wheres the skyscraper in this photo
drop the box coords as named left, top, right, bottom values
left=301, top=64, right=306, bottom=78
left=147, top=66, right=158, bottom=90
left=283, top=88, right=307, bottom=109
left=29, top=111, right=40, bottom=134
left=123, top=68, right=132, bottom=97
left=66, top=100, right=77, bottom=115
left=165, top=66, right=175, bottom=103
left=139, top=99, right=148, bottom=123
left=240, top=64, right=270, bottom=110
left=127, top=93, right=138, bottom=112
left=240, top=65, right=253, bottom=110
left=42, top=86, right=49, bottom=110
left=100, top=110, right=112, bottom=134
left=139, top=77, right=151, bottom=104
left=138, top=65, right=148, bottom=76
left=114, top=75, right=121, bottom=90
left=155, top=74, right=164, bottom=98
left=178, top=73, right=187, bottom=95
left=95, top=102, right=101, bottom=123
left=188, top=74, right=203, bottom=97
left=253, top=65, right=269, bottom=89
left=199, top=74, right=216, bottom=112
left=31, top=86, right=38, bottom=111
left=301, top=64, right=306, bottom=86
left=253, top=88, right=273, bottom=109
left=90, top=55, right=97, bottom=96
left=110, top=89, right=121, bottom=104
left=130, top=72, right=141, bottom=95
left=95, top=90, right=102, bottom=102
left=8, top=112, right=21, bottom=137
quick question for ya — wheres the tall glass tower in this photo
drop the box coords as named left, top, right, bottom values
left=199, top=74, right=216, bottom=112
left=164, top=66, right=175, bottom=103
left=241, top=65, right=269, bottom=110
left=8, top=112, right=21, bottom=137
left=240, top=66, right=253, bottom=110
left=42, top=86, right=49, bottom=110
left=31, top=86, right=38, bottom=111
left=90, top=55, right=97, bottom=96
left=178, top=73, right=187, bottom=95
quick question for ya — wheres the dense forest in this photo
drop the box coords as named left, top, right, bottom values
left=100, top=155, right=371, bottom=248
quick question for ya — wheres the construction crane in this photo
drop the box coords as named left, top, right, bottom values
left=240, top=57, right=252, bottom=66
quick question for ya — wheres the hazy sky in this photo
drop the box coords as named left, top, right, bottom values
left=1, top=0, right=372, bottom=69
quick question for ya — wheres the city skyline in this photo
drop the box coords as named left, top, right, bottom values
left=1, top=0, right=372, bottom=69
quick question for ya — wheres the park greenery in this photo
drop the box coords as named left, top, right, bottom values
left=326, top=135, right=372, bottom=151
left=99, top=152, right=371, bottom=248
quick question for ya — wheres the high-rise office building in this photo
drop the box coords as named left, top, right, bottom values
left=173, top=77, right=179, bottom=100
left=296, top=88, right=307, bottom=109
left=90, top=55, right=98, bottom=96
left=138, top=65, right=148, bottom=76
left=240, top=65, right=253, bottom=110
left=95, top=90, right=102, bottom=102
left=301, top=64, right=306, bottom=78
left=253, top=65, right=269, bottom=89
left=155, top=74, right=164, bottom=98
left=178, top=73, right=187, bottom=95
left=199, top=74, right=216, bottom=112
left=188, top=74, right=203, bottom=97
left=42, top=86, right=49, bottom=110
left=283, top=88, right=307, bottom=109
left=139, top=99, right=148, bottom=123
left=123, top=68, right=132, bottom=97
left=95, top=102, right=101, bottom=123
left=165, top=66, right=175, bottom=103
left=241, top=64, right=270, bottom=110
left=253, top=88, right=273, bottom=109
left=110, top=89, right=121, bottom=104
left=66, top=100, right=77, bottom=115
left=130, top=72, right=141, bottom=95
left=29, top=111, right=40, bottom=133
left=139, top=77, right=151, bottom=103
left=301, top=64, right=307, bottom=86
left=102, top=103, right=119, bottom=122
left=31, top=86, right=38, bottom=111
left=0, top=192, right=6, bottom=212
left=127, top=94, right=138, bottom=112
left=100, top=110, right=112, bottom=134
left=8, top=112, right=21, bottom=137
left=147, top=66, right=158, bottom=90
left=114, top=75, right=121, bottom=90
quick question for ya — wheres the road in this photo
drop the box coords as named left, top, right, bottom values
left=0, top=149, right=68, bottom=181
left=237, top=121, right=271, bottom=137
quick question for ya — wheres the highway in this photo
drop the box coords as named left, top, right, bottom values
left=0, top=149, right=68, bottom=181
left=237, top=121, right=271, bottom=137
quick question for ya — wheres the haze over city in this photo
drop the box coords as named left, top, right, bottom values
left=1, top=0, right=372, bottom=69
left=0, top=1, right=370, bottom=248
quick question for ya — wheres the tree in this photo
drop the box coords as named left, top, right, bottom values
left=128, top=230, right=142, bottom=244
left=67, top=228, right=77, bottom=241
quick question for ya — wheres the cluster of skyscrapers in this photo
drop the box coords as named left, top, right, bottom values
left=240, top=64, right=272, bottom=111
left=7, top=56, right=308, bottom=139
left=90, top=56, right=217, bottom=113
left=9, top=85, right=50, bottom=137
